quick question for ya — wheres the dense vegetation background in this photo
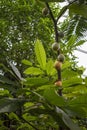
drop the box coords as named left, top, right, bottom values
left=0, top=0, right=87, bottom=130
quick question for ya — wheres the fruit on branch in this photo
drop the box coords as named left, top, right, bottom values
left=55, top=80, right=62, bottom=87
left=57, top=54, right=65, bottom=63
left=58, top=31, right=64, bottom=38
left=54, top=60, right=62, bottom=70
left=52, top=42, right=60, bottom=51
left=42, top=7, right=49, bottom=16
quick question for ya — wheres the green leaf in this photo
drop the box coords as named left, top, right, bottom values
left=35, top=39, right=46, bottom=70
left=46, top=59, right=56, bottom=75
left=22, top=59, right=32, bottom=66
left=65, top=16, right=87, bottom=40
left=74, top=40, right=85, bottom=47
left=68, top=94, right=87, bottom=107
left=67, top=35, right=77, bottom=48
left=62, top=69, right=78, bottom=79
left=0, top=75, right=15, bottom=85
left=69, top=3, right=87, bottom=19
left=63, top=76, right=83, bottom=88
left=63, top=84, right=87, bottom=98
left=56, top=107, right=81, bottom=130
left=62, top=61, right=71, bottom=70
left=24, top=67, right=44, bottom=75
left=0, top=98, right=25, bottom=113
left=24, top=77, right=49, bottom=87
left=66, top=106, right=87, bottom=118
left=9, top=62, right=23, bottom=80
left=44, top=88, right=66, bottom=106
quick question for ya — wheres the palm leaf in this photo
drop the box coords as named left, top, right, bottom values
left=65, top=15, right=87, bottom=41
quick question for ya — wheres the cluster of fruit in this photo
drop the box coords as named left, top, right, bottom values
left=52, top=42, right=65, bottom=88
left=42, top=6, right=65, bottom=88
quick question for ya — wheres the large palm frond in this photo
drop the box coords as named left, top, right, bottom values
left=65, top=15, right=87, bottom=41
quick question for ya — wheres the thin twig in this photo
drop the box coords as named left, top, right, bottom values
left=56, top=0, right=78, bottom=23
left=20, top=117, right=39, bottom=130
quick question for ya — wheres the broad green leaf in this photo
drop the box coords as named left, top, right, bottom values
left=22, top=59, right=32, bottom=66
left=35, top=39, right=46, bottom=70
left=24, top=77, right=49, bottom=86
left=68, top=94, right=87, bottom=107
left=62, top=69, right=78, bottom=79
left=0, top=98, right=25, bottom=113
left=63, top=76, right=83, bottom=88
left=46, top=59, right=56, bottom=75
left=24, top=67, right=44, bottom=75
left=37, top=84, right=54, bottom=91
left=44, top=88, right=66, bottom=106
left=63, top=84, right=87, bottom=96
left=69, top=3, right=87, bottom=19
left=56, top=107, right=81, bottom=130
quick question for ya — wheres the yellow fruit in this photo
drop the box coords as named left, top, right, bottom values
left=54, top=61, right=62, bottom=70
left=55, top=81, right=62, bottom=87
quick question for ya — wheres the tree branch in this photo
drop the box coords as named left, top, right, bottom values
left=45, top=2, right=56, bottom=24
left=56, top=0, right=78, bottom=23
left=45, top=3, right=59, bottom=42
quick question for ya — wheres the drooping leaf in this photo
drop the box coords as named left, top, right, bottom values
left=9, top=62, right=23, bottom=80
left=35, top=39, right=46, bottom=70
left=24, top=67, right=44, bottom=75
left=56, top=107, right=81, bottom=130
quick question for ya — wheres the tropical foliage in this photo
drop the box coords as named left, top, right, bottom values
left=0, top=0, right=87, bottom=130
